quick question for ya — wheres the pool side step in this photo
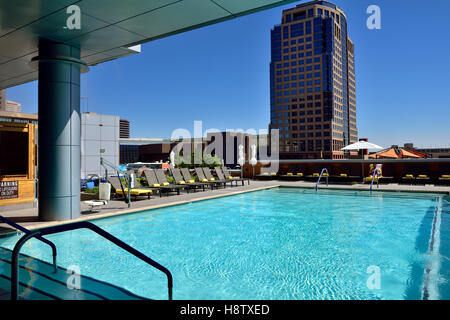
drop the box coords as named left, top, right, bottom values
left=0, top=248, right=147, bottom=300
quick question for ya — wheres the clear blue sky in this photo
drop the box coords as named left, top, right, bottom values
left=7, top=0, right=450, bottom=148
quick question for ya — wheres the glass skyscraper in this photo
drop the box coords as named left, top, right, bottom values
left=269, top=1, right=357, bottom=159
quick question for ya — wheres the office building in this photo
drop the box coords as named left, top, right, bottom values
left=119, top=138, right=168, bottom=164
left=404, top=143, right=450, bottom=159
left=120, top=119, right=130, bottom=138
left=269, top=1, right=357, bottom=159
left=81, top=113, right=120, bottom=179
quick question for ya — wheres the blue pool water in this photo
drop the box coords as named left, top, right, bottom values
left=1, top=188, right=449, bottom=300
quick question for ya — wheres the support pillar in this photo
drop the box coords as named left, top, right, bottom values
left=33, top=40, right=87, bottom=221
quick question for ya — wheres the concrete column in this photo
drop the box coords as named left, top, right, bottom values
left=33, top=40, right=87, bottom=221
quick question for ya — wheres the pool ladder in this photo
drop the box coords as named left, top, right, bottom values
left=0, top=215, right=58, bottom=273
left=8, top=220, right=173, bottom=300
left=315, top=168, right=329, bottom=191
left=370, top=170, right=381, bottom=192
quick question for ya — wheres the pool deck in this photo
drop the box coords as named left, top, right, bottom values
left=1, top=180, right=449, bottom=236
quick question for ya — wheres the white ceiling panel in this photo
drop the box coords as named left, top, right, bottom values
left=0, top=0, right=298, bottom=89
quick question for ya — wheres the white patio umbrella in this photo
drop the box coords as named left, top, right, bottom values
left=238, top=144, right=244, bottom=178
left=341, top=141, right=384, bottom=180
left=250, top=144, right=257, bottom=177
left=341, top=141, right=383, bottom=152
left=170, top=151, right=175, bottom=169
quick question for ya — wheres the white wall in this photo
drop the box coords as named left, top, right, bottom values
left=81, top=113, right=119, bottom=179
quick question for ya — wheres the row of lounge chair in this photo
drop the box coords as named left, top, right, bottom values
left=107, top=167, right=248, bottom=200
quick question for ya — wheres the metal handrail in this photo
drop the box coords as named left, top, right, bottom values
left=315, top=168, right=329, bottom=191
left=370, top=169, right=381, bottom=192
left=100, top=157, right=131, bottom=207
left=0, top=215, right=57, bottom=273
left=11, top=221, right=173, bottom=300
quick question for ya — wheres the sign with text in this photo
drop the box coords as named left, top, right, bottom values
left=0, top=181, right=19, bottom=200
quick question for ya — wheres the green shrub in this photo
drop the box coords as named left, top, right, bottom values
left=84, top=187, right=99, bottom=194
left=137, top=177, right=148, bottom=186
left=172, top=151, right=223, bottom=169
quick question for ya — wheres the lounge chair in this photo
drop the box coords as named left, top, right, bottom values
left=364, top=175, right=381, bottom=185
left=180, top=168, right=213, bottom=190
left=195, top=167, right=222, bottom=189
left=401, top=174, right=416, bottom=184
left=305, top=172, right=329, bottom=182
left=127, top=170, right=162, bottom=197
left=278, top=170, right=304, bottom=181
left=363, top=165, right=393, bottom=185
left=172, top=168, right=206, bottom=192
left=222, top=166, right=247, bottom=185
left=437, top=174, right=450, bottom=186
left=214, top=167, right=237, bottom=187
left=255, top=171, right=278, bottom=180
left=330, top=173, right=359, bottom=184
left=143, top=169, right=181, bottom=196
left=108, top=176, right=153, bottom=200
left=415, top=174, right=431, bottom=185
left=203, top=167, right=231, bottom=188
left=155, top=169, right=190, bottom=195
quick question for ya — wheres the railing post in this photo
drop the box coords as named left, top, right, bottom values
left=127, top=174, right=131, bottom=208
left=315, top=168, right=329, bottom=191
left=11, top=230, right=42, bottom=300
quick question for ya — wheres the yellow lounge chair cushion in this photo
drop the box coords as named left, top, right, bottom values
left=152, top=184, right=160, bottom=187
left=178, top=181, right=186, bottom=185
left=297, top=173, right=303, bottom=176
left=209, top=178, right=215, bottom=181
left=262, top=173, right=269, bottom=176
left=442, top=175, right=450, bottom=179
left=271, top=173, right=277, bottom=176
left=365, top=176, right=379, bottom=182
left=405, top=174, right=414, bottom=178
left=313, top=173, right=319, bottom=177
left=287, top=173, right=293, bottom=176
left=340, top=174, right=347, bottom=177
left=227, top=176, right=233, bottom=180
left=162, top=182, right=170, bottom=186
left=188, top=180, right=195, bottom=183
left=418, top=175, right=428, bottom=179
left=323, top=173, right=329, bottom=177
left=201, top=179, right=208, bottom=182
left=116, top=189, right=152, bottom=195
left=131, top=189, right=152, bottom=195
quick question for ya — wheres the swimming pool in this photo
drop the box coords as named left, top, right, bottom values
left=1, top=187, right=449, bottom=300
